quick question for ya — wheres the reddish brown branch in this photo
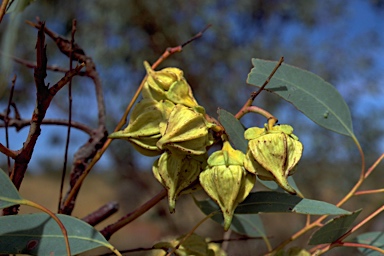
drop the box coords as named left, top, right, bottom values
left=26, top=20, right=108, bottom=215
left=2, top=22, right=84, bottom=216
left=0, top=0, right=9, bottom=24
left=82, top=201, right=119, bottom=226
left=100, top=189, right=167, bottom=240
left=0, top=115, right=93, bottom=135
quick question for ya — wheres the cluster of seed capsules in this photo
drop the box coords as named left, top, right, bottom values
left=109, top=63, right=303, bottom=230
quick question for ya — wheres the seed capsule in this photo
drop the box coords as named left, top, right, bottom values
left=153, top=151, right=203, bottom=213
left=157, top=104, right=214, bottom=156
left=108, top=99, right=174, bottom=156
left=142, top=61, right=199, bottom=108
left=244, top=124, right=303, bottom=194
left=199, top=141, right=256, bottom=230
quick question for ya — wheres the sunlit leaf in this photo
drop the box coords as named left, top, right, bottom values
left=0, top=169, right=23, bottom=208
left=247, top=59, right=354, bottom=137
left=217, top=108, right=248, bottom=153
left=309, top=209, right=362, bottom=245
left=0, top=213, right=112, bottom=255
left=353, top=231, right=384, bottom=256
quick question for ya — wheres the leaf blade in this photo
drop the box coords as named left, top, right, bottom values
left=194, top=198, right=266, bottom=238
left=0, top=213, right=112, bottom=255
left=309, top=209, right=362, bottom=245
left=247, top=59, right=354, bottom=137
left=0, top=169, right=23, bottom=208
left=353, top=231, right=384, bottom=256
left=235, top=191, right=350, bottom=215
left=217, top=108, right=248, bottom=153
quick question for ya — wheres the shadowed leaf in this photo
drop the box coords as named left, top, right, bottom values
left=309, top=209, right=362, bottom=245
left=0, top=213, right=112, bottom=255
left=0, top=169, right=23, bottom=208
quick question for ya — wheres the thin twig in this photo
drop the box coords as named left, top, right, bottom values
left=235, top=57, right=284, bottom=120
left=4, top=75, right=16, bottom=173
left=0, top=0, right=9, bottom=23
left=0, top=116, right=93, bottom=135
left=0, top=51, right=86, bottom=74
left=58, top=19, right=76, bottom=212
left=100, top=189, right=167, bottom=240
left=250, top=56, right=284, bottom=101
left=82, top=201, right=119, bottom=226
left=0, top=142, right=17, bottom=158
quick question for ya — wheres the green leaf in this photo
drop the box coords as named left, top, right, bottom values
left=195, top=198, right=266, bottom=238
left=217, top=108, right=248, bottom=153
left=309, top=209, right=362, bottom=245
left=235, top=191, right=350, bottom=215
left=0, top=213, right=112, bottom=255
left=353, top=232, right=384, bottom=256
left=0, top=169, right=23, bottom=208
left=247, top=59, right=354, bottom=137
left=198, top=191, right=350, bottom=217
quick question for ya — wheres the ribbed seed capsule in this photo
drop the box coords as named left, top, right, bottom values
left=244, top=124, right=303, bottom=194
left=142, top=61, right=199, bottom=108
left=199, top=141, right=256, bottom=230
left=108, top=99, right=174, bottom=156
left=153, top=151, right=203, bottom=213
left=157, top=104, right=214, bottom=156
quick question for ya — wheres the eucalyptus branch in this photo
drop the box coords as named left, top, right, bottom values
left=82, top=201, right=119, bottom=226
left=61, top=26, right=210, bottom=216
left=0, top=142, right=17, bottom=159
left=4, top=74, right=17, bottom=171
left=100, top=189, right=167, bottom=240
left=0, top=116, right=93, bottom=135
left=0, top=0, right=9, bottom=23
left=0, top=51, right=86, bottom=75
left=235, top=56, right=283, bottom=121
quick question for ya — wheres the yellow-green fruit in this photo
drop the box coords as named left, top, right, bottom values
left=244, top=124, right=303, bottom=194
left=153, top=151, right=203, bottom=213
left=199, top=141, right=256, bottom=230
left=157, top=104, right=213, bottom=156
left=142, top=61, right=199, bottom=107
left=152, top=233, right=226, bottom=256
left=108, top=99, right=174, bottom=156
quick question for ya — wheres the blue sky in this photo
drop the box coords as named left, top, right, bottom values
left=0, top=1, right=383, bottom=173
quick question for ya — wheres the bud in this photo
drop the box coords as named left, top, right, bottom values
left=153, top=151, right=203, bottom=213
left=152, top=233, right=227, bottom=256
left=108, top=99, right=174, bottom=156
left=244, top=124, right=303, bottom=194
left=142, top=61, right=199, bottom=107
left=157, top=104, right=214, bottom=156
left=199, top=141, right=256, bottom=230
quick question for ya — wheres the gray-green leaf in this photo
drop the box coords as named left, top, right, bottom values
left=247, top=58, right=354, bottom=137
left=309, top=209, right=362, bottom=245
left=0, top=213, right=112, bottom=255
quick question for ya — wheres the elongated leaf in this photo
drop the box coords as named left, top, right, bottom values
left=197, top=191, right=350, bottom=217
left=0, top=213, right=112, bottom=255
left=0, top=169, right=23, bottom=208
left=195, top=198, right=266, bottom=238
left=353, top=232, right=384, bottom=256
left=217, top=108, right=248, bottom=153
left=309, top=209, right=362, bottom=245
left=235, top=191, right=350, bottom=215
left=247, top=59, right=354, bottom=137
